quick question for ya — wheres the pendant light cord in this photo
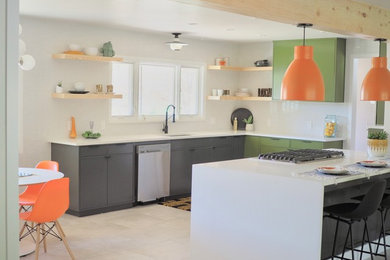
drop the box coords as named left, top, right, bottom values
left=303, top=25, right=306, bottom=46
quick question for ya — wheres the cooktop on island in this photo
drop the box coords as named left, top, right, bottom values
left=258, top=149, right=344, bottom=163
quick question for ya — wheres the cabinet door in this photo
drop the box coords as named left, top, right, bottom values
left=273, top=38, right=345, bottom=102
left=244, top=136, right=261, bottom=157
left=213, top=145, right=234, bottom=162
left=289, top=140, right=323, bottom=150
left=232, top=136, right=245, bottom=159
left=191, top=146, right=215, bottom=164
left=170, top=148, right=192, bottom=195
left=107, top=153, right=135, bottom=206
left=79, top=156, right=108, bottom=210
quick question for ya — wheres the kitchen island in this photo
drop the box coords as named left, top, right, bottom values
left=190, top=150, right=390, bottom=260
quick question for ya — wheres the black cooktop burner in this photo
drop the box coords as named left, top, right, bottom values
left=258, top=149, right=344, bottom=163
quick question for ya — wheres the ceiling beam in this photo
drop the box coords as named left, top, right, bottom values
left=173, top=0, right=390, bottom=39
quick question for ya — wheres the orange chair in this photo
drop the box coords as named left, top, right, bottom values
left=19, top=178, right=75, bottom=260
left=19, top=161, right=59, bottom=212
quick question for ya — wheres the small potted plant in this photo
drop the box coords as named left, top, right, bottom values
left=243, top=115, right=254, bottom=131
left=56, top=80, right=63, bottom=93
left=367, top=130, right=388, bottom=157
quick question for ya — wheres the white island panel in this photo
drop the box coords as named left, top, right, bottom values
left=191, top=164, right=324, bottom=260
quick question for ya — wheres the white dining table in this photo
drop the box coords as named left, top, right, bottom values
left=18, top=167, right=64, bottom=257
left=18, top=167, right=64, bottom=186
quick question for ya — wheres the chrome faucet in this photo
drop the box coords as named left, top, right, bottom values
left=162, top=104, right=176, bottom=134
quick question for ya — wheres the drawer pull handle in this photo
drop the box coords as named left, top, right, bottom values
left=104, top=155, right=111, bottom=159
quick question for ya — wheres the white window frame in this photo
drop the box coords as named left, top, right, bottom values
left=108, top=57, right=205, bottom=123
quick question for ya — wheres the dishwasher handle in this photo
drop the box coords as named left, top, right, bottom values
left=137, top=143, right=171, bottom=154
left=139, top=149, right=162, bottom=153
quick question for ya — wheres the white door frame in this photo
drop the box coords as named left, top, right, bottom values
left=0, top=0, right=20, bottom=259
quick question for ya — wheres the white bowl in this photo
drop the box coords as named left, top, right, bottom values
left=69, top=44, right=81, bottom=51
left=84, top=47, right=98, bottom=56
left=74, top=82, right=85, bottom=91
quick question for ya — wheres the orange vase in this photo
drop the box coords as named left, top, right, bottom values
left=70, top=116, right=77, bottom=139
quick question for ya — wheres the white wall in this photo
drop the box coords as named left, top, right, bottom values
left=20, top=16, right=386, bottom=166
left=19, top=16, right=241, bottom=166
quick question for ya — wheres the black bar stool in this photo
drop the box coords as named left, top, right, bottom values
left=352, top=187, right=390, bottom=258
left=324, top=180, right=386, bottom=260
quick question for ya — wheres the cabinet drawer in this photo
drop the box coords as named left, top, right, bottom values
left=259, top=137, right=290, bottom=147
left=260, top=145, right=289, bottom=154
left=80, top=145, right=108, bottom=157
left=290, top=140, right=323, bottom=150
left=211, top=136, right=233, bottom=146
left=108, top=143, right=134, bottom=154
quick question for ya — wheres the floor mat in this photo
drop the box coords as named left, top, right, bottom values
left=159, top=197, right=191, bottom=212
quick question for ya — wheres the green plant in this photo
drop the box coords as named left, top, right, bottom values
left=57, top=80, right=62, bottom=87
left=368, top=130, right=388, bottom=140
left=243, top=115, right=253, bottom=124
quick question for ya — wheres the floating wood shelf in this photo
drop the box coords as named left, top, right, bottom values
left=52, top=93, right=123, bottom=99
left=207, top=96, right=272, bottom=101
left=207, top=65, right=272, bottom=71
left=52, top=53, right=123, bottom=62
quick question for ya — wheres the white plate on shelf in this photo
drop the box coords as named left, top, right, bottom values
left=316, top=166, right=349, bottom=175
left=358, top=160, right=387, bottom=167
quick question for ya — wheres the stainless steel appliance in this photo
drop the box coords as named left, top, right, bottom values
left=137, top=143, right=171, bottom=202
left=259, top=149, right=344, bottom=163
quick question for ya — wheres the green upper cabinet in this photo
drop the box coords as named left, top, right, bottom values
left=272, top=38, right=346, bottom=102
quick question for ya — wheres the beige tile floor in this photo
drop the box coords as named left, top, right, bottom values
left=20, top=204, right=191, bottom=260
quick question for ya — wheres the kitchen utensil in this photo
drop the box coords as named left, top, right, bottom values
left=357, top=160, right=387, bottom=167
left=84, top=47, right=98, bottom=56
left=231, top=108, right=253, bottom=130
left=223, top=90, right=230, bottom=96
left=74, top=82, right=85, bottom=91
left=316, top=166, right=349, bottom=175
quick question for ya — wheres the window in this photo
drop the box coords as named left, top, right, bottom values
left=111, top=62, right=133, bottom=116
left=139, top=64, right=176, bottom=116
left=180, top=67, right=200, bottom=115
left=110, top=59, right=204, bottom=121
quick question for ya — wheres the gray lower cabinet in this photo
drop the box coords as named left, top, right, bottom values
left=52, top=143, right=136, bottom=216
left=170, top=136, right=244, bottom=196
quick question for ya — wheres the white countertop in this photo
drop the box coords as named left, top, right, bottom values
left=196, top=150, right=390, bottom=186
left=50, top=131, right=345, bottom=146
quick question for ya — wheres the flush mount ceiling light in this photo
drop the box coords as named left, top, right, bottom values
left=165, top=33, right=188, bottom=51
left=281, top=23, right=325, bottom=101
left=360, top=38, right=390, bottom=101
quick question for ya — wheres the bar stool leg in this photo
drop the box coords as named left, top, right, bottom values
left=331, top=217, right=340, bottom=260
left=363, top=218, right=374, bottom=260
left=360, top=221, right=366, bottom=260
left=342, top=223, right=351, bottom=259
left=350, top=223, right=355, bottom=260
left=380, top=209, right=387, bottom=258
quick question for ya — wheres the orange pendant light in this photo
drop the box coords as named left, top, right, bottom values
left=360, top=39, right=390, bottom=101
left=281, top=23, right=325, bottom=101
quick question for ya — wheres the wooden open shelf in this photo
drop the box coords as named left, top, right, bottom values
left=52, top=53, right=123, bottom=62
left=207, top=95, right=272, bottom=101
left=52, top=93, right=123, bottom=99
left=207, top=65, right=272, bottom=71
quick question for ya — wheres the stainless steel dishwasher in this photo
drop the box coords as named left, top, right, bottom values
left=136, top=143, right=171, bottom=202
